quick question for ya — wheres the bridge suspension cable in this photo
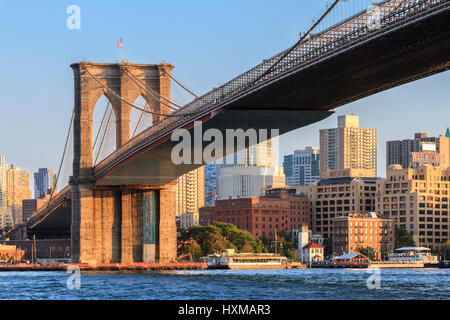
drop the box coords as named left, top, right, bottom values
left=123, top=68, right=182, bottom=110
left=93, top=101, right=111, bottom=151
left=250, top=0, right=341, bottom=86
left=47, top=108, right=75, bottom=208
left=94, top=105, right=114, bottom=165
left=161, top=69, right=199, bottom=98
left=83, top=67, right=202, bottom=117
left=131, top=102, right=150, bottom=138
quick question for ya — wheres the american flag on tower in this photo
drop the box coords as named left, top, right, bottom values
left=117, top=38, right=123, bottom=48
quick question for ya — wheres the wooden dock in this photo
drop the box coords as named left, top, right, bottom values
left=312, top=262, right=369, bottom=268
left=312, top=261, right=441, bottom=269
left=287, top=262, right=307, bottom=269
left=0, top=262, right=207, bottom=272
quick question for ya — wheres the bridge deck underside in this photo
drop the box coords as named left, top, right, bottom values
left=96, top=109, right=333, bottom=186
left=28, top=204, right=71, bottom=239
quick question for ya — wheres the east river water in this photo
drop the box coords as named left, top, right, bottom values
left=0, top=269, right=448, bottom=300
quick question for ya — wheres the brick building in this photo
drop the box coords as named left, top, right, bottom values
left=22, top=196, right=50, bottom=222
left=4, top=239, right=70, bottom=261
left=332, top=212, right=394, bottom=260
left=0, top=244, right=25, bottom=262
left=199, top=206, right=215, bottom=226
left=199, top=188, right=310, bottom=239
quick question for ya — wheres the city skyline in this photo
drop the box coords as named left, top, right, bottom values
left=0, top=0, right=448, bottom=302
left=0, top=0, right=449, bottom=183
left=0, top=156, right=55, bottom=200
left=1, top=108, right=449, bottom=195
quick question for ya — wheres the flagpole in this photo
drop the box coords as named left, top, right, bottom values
left=121, top=38, right=124, bottom=62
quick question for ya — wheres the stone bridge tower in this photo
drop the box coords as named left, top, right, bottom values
left=70, top=62, right=177, bottom=264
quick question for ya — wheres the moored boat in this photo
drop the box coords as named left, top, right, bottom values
left=388, top=247, right=438, bottom=266
left=201, top=249, right=289, bottom=270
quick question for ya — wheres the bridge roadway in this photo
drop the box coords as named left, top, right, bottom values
left=93, top=0, right=450, bottom=187
left=22, top=0, right=450, bottom=242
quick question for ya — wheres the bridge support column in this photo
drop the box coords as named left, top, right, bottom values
left=120, top=189, right=143, bottom=264
left=70, top=182, right=95, bottom=264
left=71, top=183, right=176, bottom=264
left=121, top=182, right=177, bottom=263
left=157, top=181, right=177, bottom=263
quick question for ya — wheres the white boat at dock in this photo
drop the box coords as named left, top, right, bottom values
left=201, top=249, right=289, bottom=270
left=388, top=247, right=438, bottom=266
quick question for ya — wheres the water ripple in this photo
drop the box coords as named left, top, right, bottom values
left=0, top=269, right=448, bottom=300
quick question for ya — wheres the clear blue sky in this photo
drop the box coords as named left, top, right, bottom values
left=0, top=0, right=449, bottom=191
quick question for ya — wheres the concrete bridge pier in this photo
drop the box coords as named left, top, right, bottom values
left=70, top=182, right=177, bottom=264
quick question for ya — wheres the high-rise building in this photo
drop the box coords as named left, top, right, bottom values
left=175, top=167, right=205, bottom=226
left=204, top=162, right=217, bottom=207
left=376, top=164, right=450, bottom=249
left=386, top=131, right=450, bottom=169
left=6, top=164, right=32, bottom=225
left=320, top=115, right=377, bottom=176
left=216, top=166, right=285, bottom=200
left=0, top=207, right=13, bottom=229
left=0, top=156, right=11, bottom=229
left=222, top=138, right=276, bottom=167
left=0, top=156, right=7, bottom=208
left=34, top=168, right=56, bottom=199
left=283, top=147, right=320, bottom=187
left=297, top=168, right=378, bottom=240
left=217, top=138, right=285, bottom=199
left=332, top=212, right=395, bottom=260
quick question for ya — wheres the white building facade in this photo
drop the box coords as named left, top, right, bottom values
left=216, top=166, right=285, bottom=200
left=217, top=138, right=285, bottom=199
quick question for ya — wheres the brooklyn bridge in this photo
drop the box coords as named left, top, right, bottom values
left=7, top=0, right=450, bottom=264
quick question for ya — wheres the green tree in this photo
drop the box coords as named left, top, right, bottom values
left=439, top=240, right=450, bottom=260
left=395, top=226, right=415, bottom=248
left=250, top=239, right=268, bottom=253
left=211, top=222, right=253, bottom=250
left=240, top=241, right=254, bottom=253
left=202, top=232, right=236, bottom=255
left=285, top=248, right=299, bottom=261
left=260, top=237, right=273, bottom=252
left=323, top=238, right=333, bottom=257
left=178, top=223, right=275, bottom=259
left=357, top=246, right=376, bottom=261
left=180, top=240, right=203, bottom=260
left=278, top=233, right=295, bottom=257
